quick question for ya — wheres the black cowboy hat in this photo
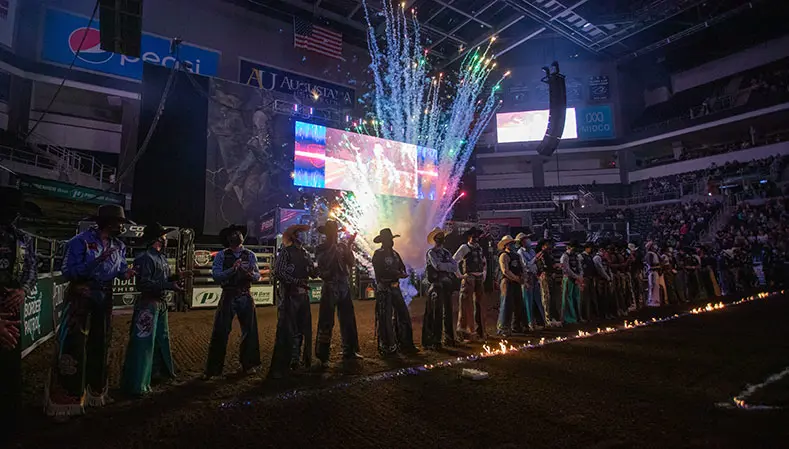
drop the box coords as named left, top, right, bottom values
left=317, top=220, right=341, bottom=235
left=283, top=224, right=310, bottom=240
left=583, top=241, right=596, bottom=249
left=373, top=228, right=400, bottom=244
left=537, top=238, right=553, bottom=248
left=142, top=222, right=176, bottom=243
left=219, top=224, right=247, bottom=243
left=463, top=227, right=482, bottom=238
left=85, top=204, right=132, bottom=223
left=566, top=239, right=580, bottom=249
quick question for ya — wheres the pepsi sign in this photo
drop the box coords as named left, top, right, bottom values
left=41, top=9, right=220, bottom=81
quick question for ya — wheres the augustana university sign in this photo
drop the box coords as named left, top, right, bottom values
left=239, top=58, right=355, bottom=109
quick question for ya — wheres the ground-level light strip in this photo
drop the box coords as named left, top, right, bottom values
left=219, top=291, right=782, bottom=409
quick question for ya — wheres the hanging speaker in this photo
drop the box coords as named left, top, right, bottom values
left=536, top=62, right=567, bottom=157
left=99, top=0, right=144, bottom=58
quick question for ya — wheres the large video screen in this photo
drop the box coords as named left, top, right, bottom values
left=293, top=121, right=438, bottom=200
left=496, top=108, right=578, bottom=143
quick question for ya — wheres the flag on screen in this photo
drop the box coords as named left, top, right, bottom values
left=294, top=17, right=344, bottom=60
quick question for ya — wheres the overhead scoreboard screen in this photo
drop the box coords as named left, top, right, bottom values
left=293, top=121, right=438, bottom=200
left=496, top=108, right=579, bottom=144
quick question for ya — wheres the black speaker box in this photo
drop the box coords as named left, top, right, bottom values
left=536, top=73, right=567, bottom=157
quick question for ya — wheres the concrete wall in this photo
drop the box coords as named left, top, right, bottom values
left=671, top=35, right=789, bottom=93
left=629, top=141, right=789, bottom=182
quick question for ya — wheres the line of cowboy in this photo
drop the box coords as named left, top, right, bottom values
left=494, top=234, right=721, bottom=335
left=271, top=222, right=494, bottom=376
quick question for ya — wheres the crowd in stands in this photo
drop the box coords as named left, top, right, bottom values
left=633, top=57, right=789, bottom=132
left=639, top=201, right=721, bottom=246
left=642, top=127, right=789, bottom=168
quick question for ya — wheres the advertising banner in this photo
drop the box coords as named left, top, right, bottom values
left=588, top=76, right=610, bottom=101
left=0, top=0, right=17, bottom=48
left=576, top=104, right=615, bottom=140
left=18, top=175, right=126, bottom=206
left=191, top=284, right=275, bottom=308
left=191, top=286, right=222, bottom=308
left=239, top=58, right=355, bottom=108
left=41, top=9, right=220, bottom=81
left=308, top=281, right=322, bottom=304
left=21, top=274, right=68, bottom=358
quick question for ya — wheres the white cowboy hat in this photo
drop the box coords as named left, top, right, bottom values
left=427, top=227, right=445, bottom=245
left=515, top=232, right=533, bottom=242
left=497, top=235, right=516, bottom=251
left=628, top=243, right=638, bottom=251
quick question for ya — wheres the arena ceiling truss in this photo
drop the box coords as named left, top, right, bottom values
left=240, top=0, right=769, bottom=66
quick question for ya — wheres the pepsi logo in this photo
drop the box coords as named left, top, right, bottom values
left=68, top=27, right=113, bottom=64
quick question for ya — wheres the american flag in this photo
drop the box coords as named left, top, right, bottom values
left=294, top=17, right=344, bottom=60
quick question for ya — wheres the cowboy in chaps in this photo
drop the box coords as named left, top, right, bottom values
left=203, top=225, right=262, bottom=379
left=315, top=220, right=362, bottom=367
left=0, top=189, right=36, bottom=439
left=121, top=223, right=189, bottom=396
left=269, top=224, right=316, bottom=378
left=423, top=227, right=458, bottom=349
left=371, top=228, right=417, bottom=356
left=45, top=205, right=135, bottom=419
left=453, top=227, right=487, bottom=341
left=516, top=232, right=544, bottom=330
left=496, top=235, right=525, bottom=336
left=559, top=240, right=583, bottom=324
left=579, top=242, right=598, bottom=322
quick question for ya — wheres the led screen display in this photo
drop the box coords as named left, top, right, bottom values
left=294, top=121, right=438, bottom=200
left=496, top=108, right=578, bottom=143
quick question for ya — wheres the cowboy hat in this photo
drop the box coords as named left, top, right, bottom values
left=283, top=224, right=310, bottom=241
left=515, top=232, right=533, bottom=242
left=142, top=222, right=176, bottom=243
left=463, top=227, right=482, bottom=238
left=219, top=224, right=247, bottom=243
left=537, top=238, right=553, bottom=248
left=584, top=241, right=596, bottom=249
left=317, top=220, right=341, bottom=235
left=497, top=235, right=516, bottom=251
left=567, top=239, right=580, bottom=248
left=373, top=228, right=400, bottom=244
left=427, top=227, right=445, bottom=245
left=86, top=204, right=132, bottom=224
left=628, top=243, right=638, bottom=252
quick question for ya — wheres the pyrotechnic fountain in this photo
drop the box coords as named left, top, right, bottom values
left=324, top=1, right=508, bottom=293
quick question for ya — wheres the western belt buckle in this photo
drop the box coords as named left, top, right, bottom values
left=390, top=282, right=400, bottom=288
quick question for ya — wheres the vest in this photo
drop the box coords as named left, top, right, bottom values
left=596, top=251, right=611, bottom=276
left=283, top=245, right=311, bottom=280
left=506, top=251, right=523, bottom=279
left=0, top=228, right=23, bottom=288
left=581, top=252, right=596, bottom=277
left=566, top=251, right=580, bottom=274
left=461, top=244, right=485, bottom=274
left=222, top=248, right=253, bottom=291
left=537, top=251, right=556, bottom=275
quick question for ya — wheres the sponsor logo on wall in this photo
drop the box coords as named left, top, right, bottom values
left=239, top=58, right=355, bottom=108
left=40, top=8, right=221, bottom=80
left=576, top=104, right=615, bottom=140
left=191, top=285, right=275, bottom=308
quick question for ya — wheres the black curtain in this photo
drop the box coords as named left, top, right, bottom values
left=132, top=63, right=208, bottom=234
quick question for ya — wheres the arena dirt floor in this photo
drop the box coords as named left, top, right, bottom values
left=15, top=291, right=789, bottom=449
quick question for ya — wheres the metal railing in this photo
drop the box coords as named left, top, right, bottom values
left=607, top=190, right=681, bottom=206
left=26, top=133, right=117, bottom=184
left=0, top=145, right=60, bottom=172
